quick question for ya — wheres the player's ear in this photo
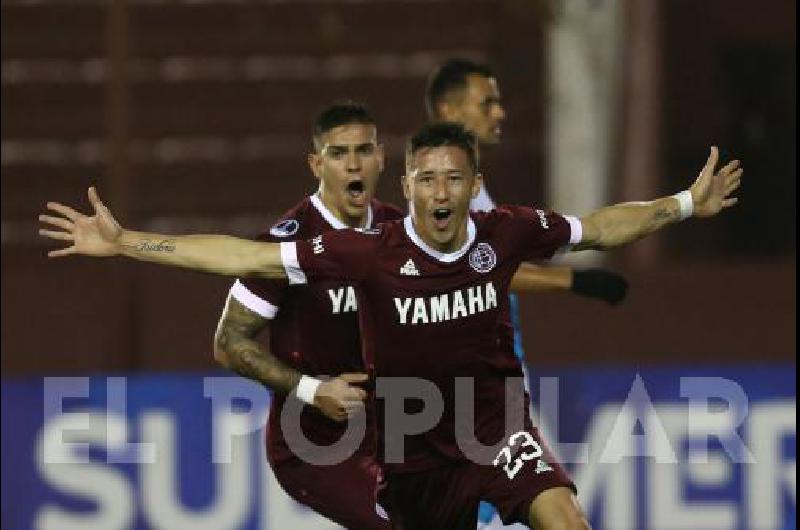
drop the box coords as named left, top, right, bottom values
left=401, top=174, right=412, bottom=201
left=376, top=144, right=385, bottom=172
left=471, top=172, right=483, bottom=199
left=308, top=152, right=322, bottom=181
left=438, top=101, right=459, bottom=122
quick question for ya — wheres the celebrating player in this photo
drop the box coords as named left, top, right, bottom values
left=214, top=103, right=399, bottom=529
left=426, top=56, right=630, bottom=530
left=213, top=101, right=628, bottom=528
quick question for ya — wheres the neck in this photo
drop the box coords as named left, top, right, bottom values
left=316, top=187, right=367, bottom=228
left=411, top=215, right=469, bottom=254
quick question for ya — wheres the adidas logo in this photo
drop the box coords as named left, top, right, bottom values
left=400, top=259, right=420, bottom=276
left=535, top=459, right=553, bottom=474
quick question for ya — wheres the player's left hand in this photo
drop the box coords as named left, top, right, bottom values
left=689, top=146, right=743, bottom=217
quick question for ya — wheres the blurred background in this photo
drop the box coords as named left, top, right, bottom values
left=1, top=1, right=795, bottom=529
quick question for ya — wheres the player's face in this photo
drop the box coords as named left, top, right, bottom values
left=309, top=123, right=384, bottom=226
left=403, top=146, right=482, bottom=252
left=443, top=74, right=506, bottom=145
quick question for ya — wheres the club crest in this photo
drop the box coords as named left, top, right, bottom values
left=469, top=242, right=496, bottom=273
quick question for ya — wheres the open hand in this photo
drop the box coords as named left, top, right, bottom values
left=690, top=147, right=743, bottom=218
left=39, top=187, right=123, bottom=257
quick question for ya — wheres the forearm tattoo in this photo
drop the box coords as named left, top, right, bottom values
left=122, top=239, right=176, bottom=252
left=217, top=298, right=301, bottom=395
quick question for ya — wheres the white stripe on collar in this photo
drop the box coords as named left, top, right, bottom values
left=310, top=193, right=373, bottom=230
left=403, top=215, right=476, bottom=263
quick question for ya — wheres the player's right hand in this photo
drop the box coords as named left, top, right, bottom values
left=571, top=268, right=629, bottom=305
left=314, top=373, right=369, bottom=422
left=39, top=187, right=123, bottom=258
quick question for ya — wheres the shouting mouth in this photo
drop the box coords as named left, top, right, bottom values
left=346, top=180, right=366, bottom=206
left=432, top=208, right=452, bottom=230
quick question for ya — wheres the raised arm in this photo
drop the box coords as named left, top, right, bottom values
left=39, top=187, right=286, bottom=279
left=576, top=147, right=742, bottom=250
left=214, top=295, right=366, bottom=421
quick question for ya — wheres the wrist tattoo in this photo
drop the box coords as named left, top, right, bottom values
left=652, top=208, right=672, bottom=222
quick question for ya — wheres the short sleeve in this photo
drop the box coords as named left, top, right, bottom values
left=229, top=232, right=289, bottom=319
left=499, top=205, right=582, bottom=260
left=280, top=228, right=379, bottom=285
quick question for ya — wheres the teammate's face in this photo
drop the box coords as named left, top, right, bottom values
left=309, top=123, right=384, bottom=227
left=440, top=74, right=506, bottom=145
left=403, top=146, right=482, bottom=253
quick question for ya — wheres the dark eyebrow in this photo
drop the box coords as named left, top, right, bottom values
left=326, top=142, right=375, bottom=152
left=416, top=169, right=461, bottom=176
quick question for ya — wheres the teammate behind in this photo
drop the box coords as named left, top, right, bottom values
left=214, top=103, right=401, bottom=529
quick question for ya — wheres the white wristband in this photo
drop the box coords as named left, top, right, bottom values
left=295, top=375, right=322, bottom=405
left=672, top=190, right=693, bottom=220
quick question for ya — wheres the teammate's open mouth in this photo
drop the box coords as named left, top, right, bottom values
left=346, top=180, right=366, bottom=205
left=432, top=208, right=452, bottom=230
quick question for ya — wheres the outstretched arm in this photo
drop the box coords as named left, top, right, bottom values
left=576, top=147, right=742, bottom=250
left=39, top=187, right=286, bottom=279
left=510, top=262, right=572, bottom=291
left=214, top=295, right=366, bottom=422
left=509, top=263, right=628, bottom=305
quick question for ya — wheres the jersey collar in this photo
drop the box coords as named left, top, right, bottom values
left=403, top=215, right=476, bottom=263
left=310, top=194, right=373, bottom=230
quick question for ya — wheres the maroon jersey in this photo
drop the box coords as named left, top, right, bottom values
left=229, top=194, right=404, bottom=463
left=281, top=205, right=582, bottom=473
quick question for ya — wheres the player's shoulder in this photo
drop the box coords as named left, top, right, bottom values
left=345, top=216, right=403, bottom=249
left=471, top=204, right=524, bottom=225
left=370, top=198, right=405, bottom=223
left=478, top=204, right=550, bottom=223
left=255, top=197, right=317, bottom=242
left=472, top=204, right=554, bottom=238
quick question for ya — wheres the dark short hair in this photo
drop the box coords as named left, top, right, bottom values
left=312, top=101, right=375, bottom=149
left=425, top=58, right=494, bottom=119
left=406, top=122, right=479, bottom=173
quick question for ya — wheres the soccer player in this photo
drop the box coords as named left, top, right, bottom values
left=40, top=123, right=741, bottom=529
left=213, top=103, right=401, bottom=529
left=425, top=58, right=628, bottom=530
left=213, top=101, right=625, bottom=528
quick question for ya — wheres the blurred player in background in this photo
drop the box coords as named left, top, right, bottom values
left=426, top=58, right=627, bottom=301
left=40, top=121, right=741, bottom=529
left=426, top=58, right=628, bottom=529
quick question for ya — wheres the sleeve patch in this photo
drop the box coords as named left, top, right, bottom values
left=269, top=219, right=300, bottom=238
